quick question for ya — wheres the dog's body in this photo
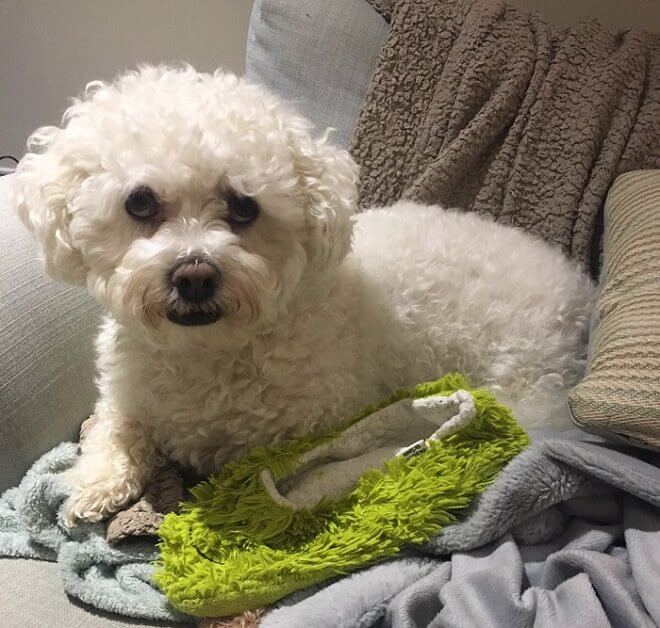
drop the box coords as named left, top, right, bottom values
left=12, top=67, right=594, bottom=522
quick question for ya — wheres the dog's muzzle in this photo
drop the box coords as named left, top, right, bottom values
left=167, top=257, right=222, bottom=326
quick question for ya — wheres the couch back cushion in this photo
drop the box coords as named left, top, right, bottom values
left=245, top=0, right=387, bottom=149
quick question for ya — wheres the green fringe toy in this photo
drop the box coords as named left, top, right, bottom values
left=156, top=373, right=529, bottom=616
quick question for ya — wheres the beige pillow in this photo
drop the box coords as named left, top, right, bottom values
left=569, top=170, right=660, bottom=450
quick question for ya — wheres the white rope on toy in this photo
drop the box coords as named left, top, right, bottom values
left=261, top=389, right=480, bottom=507
left=396, top=390, right=477, bottom=459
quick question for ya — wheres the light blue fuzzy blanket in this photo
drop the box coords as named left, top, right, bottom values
left=0, top=442, right=192, bottom=624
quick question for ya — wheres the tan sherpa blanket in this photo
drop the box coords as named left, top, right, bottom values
left=353, top=0, right=660, bottom=275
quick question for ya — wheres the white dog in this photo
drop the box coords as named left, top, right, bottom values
left=12, top=66, right=594, bottom=523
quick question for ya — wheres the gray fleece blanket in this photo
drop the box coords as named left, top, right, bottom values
left=353, top=0, right=660, bottom=276
left=262, top=431, right=660, bottom=628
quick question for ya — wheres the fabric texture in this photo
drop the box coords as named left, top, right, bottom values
left=245, top=0, right=388, bottom=149
left=0, top=442, right=192, bottom=624
left=200, top=611, right=265, bottom=628
left=262, top=432, right=660, bottom=628
left=569, top=170, right=660, bottom=450
left=0, top=174, right=101, bottom=493
left=352, top=0, right=660, bottom=275
left=156, top=374, right=529, bottom=617
left=105, top=466, right=185, bottom=545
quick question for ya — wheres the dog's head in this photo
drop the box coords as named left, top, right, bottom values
left=13, top=66, right=358, bottom=344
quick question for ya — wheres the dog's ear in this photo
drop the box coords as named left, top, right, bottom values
left=12, top=126, right=89, bottom=285
left=288, top=127, right=359, bottom=270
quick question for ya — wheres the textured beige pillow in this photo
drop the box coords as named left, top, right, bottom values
left=569, top=170, right=660, bottom=450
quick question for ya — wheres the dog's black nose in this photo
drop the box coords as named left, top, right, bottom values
left=171, top=258, right=220, bottom=303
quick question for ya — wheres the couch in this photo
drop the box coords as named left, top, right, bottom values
left=0, top=0, right=656, bottom=626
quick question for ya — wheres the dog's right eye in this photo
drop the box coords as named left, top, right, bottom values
left=125, top=187, right=159, bottom=221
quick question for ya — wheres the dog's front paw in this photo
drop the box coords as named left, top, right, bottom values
left=63, top=479, right=139, bottom=526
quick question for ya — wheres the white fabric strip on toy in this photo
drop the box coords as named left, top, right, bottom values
left=261, top=390, right=477, bottom=510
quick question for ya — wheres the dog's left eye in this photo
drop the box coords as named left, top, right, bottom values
left=125, top=186, right=160, bottom=221
left=226, top=192, right=260, bottom=226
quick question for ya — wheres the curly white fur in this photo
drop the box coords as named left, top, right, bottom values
left=11, top=66, right=595, bottom=523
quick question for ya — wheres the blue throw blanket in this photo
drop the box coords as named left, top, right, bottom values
left=0, top=443, right=192, bottom=624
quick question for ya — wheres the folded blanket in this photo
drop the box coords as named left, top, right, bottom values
left=0, top=443, right=193, bottom=624
left=262, top=431, right=660, bottom=627
left=353, top=0, right=660, bottom=275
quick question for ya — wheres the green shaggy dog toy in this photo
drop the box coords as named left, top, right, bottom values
left=156, top=373, right=529, bottom=617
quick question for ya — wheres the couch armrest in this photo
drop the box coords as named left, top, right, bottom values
left=0, top=175, right=100, bottom=492
left=246, top=0, right=387, bottom=148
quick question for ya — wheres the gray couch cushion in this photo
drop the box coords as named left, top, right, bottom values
left=246, top=0, right=387, bottom=148
left=0, top=175, right=101, bottom=492
left=0, top=558, right=175, bottom=627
